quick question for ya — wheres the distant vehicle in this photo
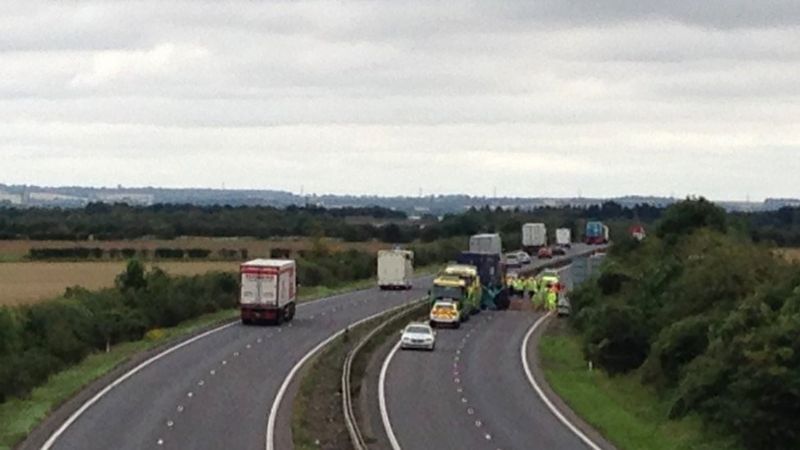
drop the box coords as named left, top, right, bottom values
left=429, top=300, right=461, bottom=329
left=400, top=322, right=436, bottom=350
left=239, top=259, right=296, bottom=325
left=556, top=228, right=572, bottom=248
left=522, top=223, right=547, bottom=252
left=630, top=224, right=646, bottom=241
left=557, top=296, right=571, bottom=317
left=378, top=249, right=414, bottom=290
left=469, top=233, right=502, bottom=254
left=504, top=252, right=521, bottom=269
left=551, top=246, right=566, bottom=256
left=505, top=250, right=531, bottom=267
left=585, top=221, right=609, bottom=245
left=537, top=247, right=553, bottom=259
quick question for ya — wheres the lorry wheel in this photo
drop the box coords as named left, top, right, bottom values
left=241, top=318, right=252, bottom=325
left=275, top=309, right=284, bottom=326
left=284, top=303, right=296, bottom=322
left=454, top=321, right=461, bottom=329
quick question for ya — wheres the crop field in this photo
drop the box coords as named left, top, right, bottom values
left=777, top=248, right=800, bottom=262
left=0, top=261, right=243, bottom=306
left=0, top=237, right=388, bottom=261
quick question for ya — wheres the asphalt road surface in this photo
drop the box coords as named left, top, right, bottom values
left=41, top=280, right=431, bottom=450
left=381, top=255, right=604, bottom=450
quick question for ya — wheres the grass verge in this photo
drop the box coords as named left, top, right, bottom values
left=292, top=301, right=428, bottom=450
left=539, top=324, right=741, bottom=450
left=0, top=273, right=421, bottom=450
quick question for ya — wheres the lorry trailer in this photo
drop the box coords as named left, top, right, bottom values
left=377, top=249, right=414, bottom=290
left=239, top=259, right=296, bottom=325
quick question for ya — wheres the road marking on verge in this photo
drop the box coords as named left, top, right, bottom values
left=521, top=313, right=603, bottom=450
left=379, top=340, right=404, bottom=450
left=40, top=286, right=387, bottom=450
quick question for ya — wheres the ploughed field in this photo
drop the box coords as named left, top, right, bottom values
left=0, top=237, right=387, bottom=261
left=779, top=248, right=800, bottom=262
left=0, top=237, right=390, bottom=305
left=0, top=261, right=241, bottom=306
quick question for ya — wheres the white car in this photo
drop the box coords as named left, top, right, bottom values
left=400, top=322, right=436, bottom=351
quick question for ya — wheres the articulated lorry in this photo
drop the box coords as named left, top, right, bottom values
left=585, top=221, right=609, bottom=245
left=240, top=259, right=296, bottom=325
left=377, top=249, right=414, bottom=290
left=522, top=223, right=547, bottom=253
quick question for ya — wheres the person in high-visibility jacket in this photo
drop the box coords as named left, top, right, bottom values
left=546, top=288, right=558, bottom=311
left=514, top=277, right=526, bottom=297
left=525, top=276, right=538, bottom=299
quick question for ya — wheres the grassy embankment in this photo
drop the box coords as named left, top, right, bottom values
left=0, top=264, right=439, bottom=450
left=539, top=324, right=742, bottom=450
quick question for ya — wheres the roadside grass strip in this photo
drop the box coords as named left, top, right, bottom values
left=538, top=328, right=742, bottom=450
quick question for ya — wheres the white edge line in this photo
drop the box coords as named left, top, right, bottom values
left=265, top=299, right=423, bottom=450
left=379, top=340, right=403, bottom=450
left=521, top=313, right=603, bottom=450
left=40, top=282, right=402, bottom=450
left=41, top=321, right=237, bottom=450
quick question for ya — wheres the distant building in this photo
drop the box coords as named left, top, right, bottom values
left=0, top=190, right=22, bottom=205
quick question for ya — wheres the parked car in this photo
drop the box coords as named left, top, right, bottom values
left=400, top=322, right=437, bottom=350
left=537, top=247, right=553, bottom=259
left=552, top=246, right=566, bottom=256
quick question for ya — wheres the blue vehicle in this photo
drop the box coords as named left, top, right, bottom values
left=455, top=252, right=509, bottom=310
left=585, top=221, right=609, bottom=245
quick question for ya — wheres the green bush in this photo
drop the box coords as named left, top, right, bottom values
left=570, top=198, right=800, bottom=449
left=0, top=265, right=237, bottom=402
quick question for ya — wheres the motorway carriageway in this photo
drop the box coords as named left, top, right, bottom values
left=379, top=246, right=614, bottom=450
left=34, top=278, right=432, bottom=450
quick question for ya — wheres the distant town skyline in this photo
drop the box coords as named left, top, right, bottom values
left=2, top=2, right=798, bottom=201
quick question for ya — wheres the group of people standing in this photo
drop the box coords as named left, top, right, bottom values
left=507, top=273, right=561, bottom=311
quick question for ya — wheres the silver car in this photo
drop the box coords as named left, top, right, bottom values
left=400, top=322, right=436, bottom=351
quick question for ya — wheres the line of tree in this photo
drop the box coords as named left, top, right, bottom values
left=2, top=202, right=798, bottom=249
left=570, top=198, right=800, bottom=450
left=27, top=247, right=230, bottom=260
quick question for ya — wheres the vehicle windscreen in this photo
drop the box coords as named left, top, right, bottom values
left=432, top=286, right=463, bottom=300
left=406, top=326, right=431, bottom=335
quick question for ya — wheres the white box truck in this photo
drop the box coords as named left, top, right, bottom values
left=556, top=228, right=572, bottom=248
left=378, top=249, right=414, bottom=290
left=469, top=233, right=502, bottom=254
left=240, top=259, right=296, bottom=325
left=522, top=223, right=547, bottom=251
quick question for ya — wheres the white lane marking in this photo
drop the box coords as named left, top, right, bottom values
left=39, top=320, right=237, bottom=450
left=379, top=340, right=404, bottom=450
left=266, top=299, right=423, bottom=450
left=521, top=313, right=603, bottom=450
left=42, top=282, right=426, bottom=450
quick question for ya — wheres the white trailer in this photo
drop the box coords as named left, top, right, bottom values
left=469, top=233, right=502, bottom=254
left=240, top=259, right=296, bottom=325
left=556, top=228, right=572, bottom=247
left=522, top=223, right=547, bottom=249
left=378, top=249, right=414, bottom=290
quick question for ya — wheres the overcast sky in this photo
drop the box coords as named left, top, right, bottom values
left=1, top=1, right=798, bottom=200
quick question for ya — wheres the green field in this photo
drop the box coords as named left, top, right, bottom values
left=538, top=325, right=741, bottom=450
